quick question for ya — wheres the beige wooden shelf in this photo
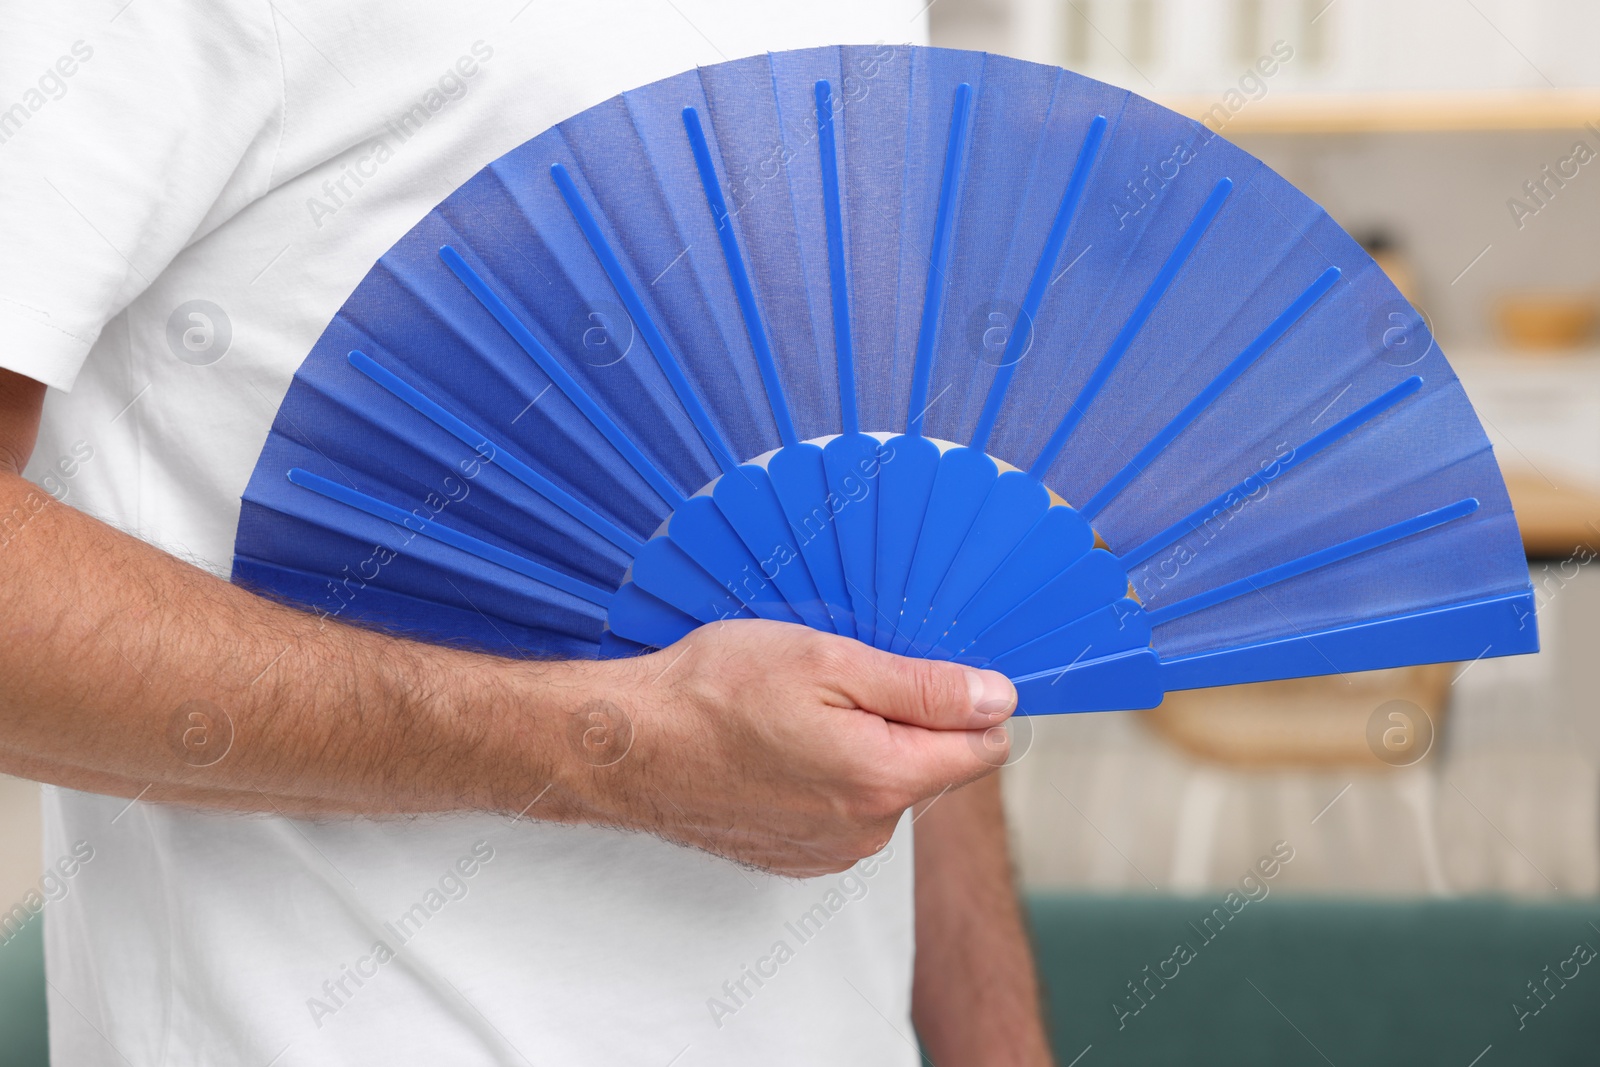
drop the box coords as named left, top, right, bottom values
left=1158, top=89, right=1600, bottom=134
left=1504, top=471, right=1600, bottom=558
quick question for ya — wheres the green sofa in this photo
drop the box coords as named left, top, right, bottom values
left=0, top=915, right=46, bottom=1067
left=4, top=897, right=1598, bottom=1065
left=1029, top=895, right=1600, bottom=1065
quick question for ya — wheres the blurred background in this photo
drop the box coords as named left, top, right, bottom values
left=931, top=0, right=1600, bottom=893
left=6, top=0, right=1600, bottom=1062
left=935, top=0, right=1600, bottom=1061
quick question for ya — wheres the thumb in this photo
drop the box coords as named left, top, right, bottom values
left=833, top=642, right=1016, bottom=731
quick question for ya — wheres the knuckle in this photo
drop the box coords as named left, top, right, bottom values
left=821, top=785, right=862, bottom=826
left=834, top=790, right=875, bottom=826
left=802, top=632, right=852, bottom=677
left=828, top=779, right=902, bottom=832
left=863, top=786, right=911, bottom=825
left=909, top=661, right=966, bottom=719
left=839, top=767, right=904, bottom=818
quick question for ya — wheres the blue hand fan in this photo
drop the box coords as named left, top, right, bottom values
left=232, top=44, right=1539, bottom=715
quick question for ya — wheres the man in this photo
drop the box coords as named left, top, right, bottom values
left=0, top=1, right=1052, bottom=1063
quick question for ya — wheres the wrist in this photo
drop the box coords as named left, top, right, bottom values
left=465, top=651, right=647, bottom=822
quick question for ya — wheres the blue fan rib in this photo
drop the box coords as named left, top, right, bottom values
left=681, top=106, right=800, bottom=449
left=1144, top=496, right=1479, bottom=627
left=970, top=114, right=1108, bottom=453
left=1028, top=177, right=1234, bottom=479
left=285, top=468, right=613, bottom=608
left=1080, top=265, right=1342, bottom=520
left=1160, top=589, right=1539, bottom=690
left=548, top=162, right=743, bottom=475
left=437, top=245, right=686, bottom=508
left=906, top=82, right=975, bottom=437
left=815, top=80, right=857, bottom=435
left=1118, top=375, right=1424, bottom=569
left=347, top=350, right=643, bottom=555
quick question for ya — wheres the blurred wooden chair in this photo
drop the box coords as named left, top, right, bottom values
left=1141, top=664, right=1455, bottom=892
left=1142, top=663, right=1451, bottom=767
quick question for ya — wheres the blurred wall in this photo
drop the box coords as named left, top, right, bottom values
left=1234, top=129, right=1600, bottom=349
left=931, top=0, right=1600, bottom=896
left=934, top=0, right=1600, bottom=90
left=931, top=0, right=1600, bottom=347
left=0, top=776, right=40, bottom=907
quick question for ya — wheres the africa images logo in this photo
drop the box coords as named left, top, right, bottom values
left=166, top=300, right=233, bottom=366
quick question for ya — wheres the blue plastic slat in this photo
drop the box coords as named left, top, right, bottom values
left=1147, top=498, right=1481, bottom=627
left=1014, top=648, right=1164, bottom=714
left=971, top=114, right=1108, bottom=451
left=607, top=581, right=699, bottom=648
left=815, top=80, right=858, bottom=435
left=824, top=432, right=884, bottom=646
left=932, top=504, right=1095, bottom=658
left=961, top=548, right=1129, bottom=663
left=1162, top=590, right=1540, bottom=690
left=347, top=350, right=643, bottom=554
left=906, top=82, right=975, bottom=437
left=548, top=162, right=742, bottom=474
left=438, top=246, right=685, bottom=507
left=1029, top=177, right=1235, bottom=478
left=890, top=448, right=1000, bottom=654
left=1079, top=265, right=1342, bottom=519
left=682, top=106, right=800, bottom=448
left=713, top=466, right=834, bottom=632
left=665, top=496, right=803, bottom=625
left=989, top=597, right=1150, bottom=677
left=1119, top=375, right=1425, bottom=569
left=628, top=536, right=753, bottom=623
left=767, top=443, right=857, bottom=638
left=907, top=469, right=1052, bottom=655
left=285, top=468, right=612, bottom=608
left=871, top=434, right=943, bottom=648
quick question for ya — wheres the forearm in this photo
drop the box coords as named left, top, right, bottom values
left=0, top=467, right=597, bottom=816
left=912, top=775, right=1053, bottom=1066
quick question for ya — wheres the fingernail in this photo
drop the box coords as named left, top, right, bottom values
left=965, top=669, right=1017, bottom=723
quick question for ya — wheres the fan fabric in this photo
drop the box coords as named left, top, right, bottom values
left=232, top=44, right=1537, bottom=714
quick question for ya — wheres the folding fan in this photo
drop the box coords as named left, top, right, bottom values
left=232, top=44, right=1539, bottom=714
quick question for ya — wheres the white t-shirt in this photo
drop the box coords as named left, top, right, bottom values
left=0, top=3, right=928, bottom=1063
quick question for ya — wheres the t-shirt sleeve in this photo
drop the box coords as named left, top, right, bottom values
left=0, top=3, right=281, bottom=391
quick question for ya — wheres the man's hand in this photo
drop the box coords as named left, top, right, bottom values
left=561, top=620, right=1015, bottom=875
left=1, top=368, right=1014, bottom=874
